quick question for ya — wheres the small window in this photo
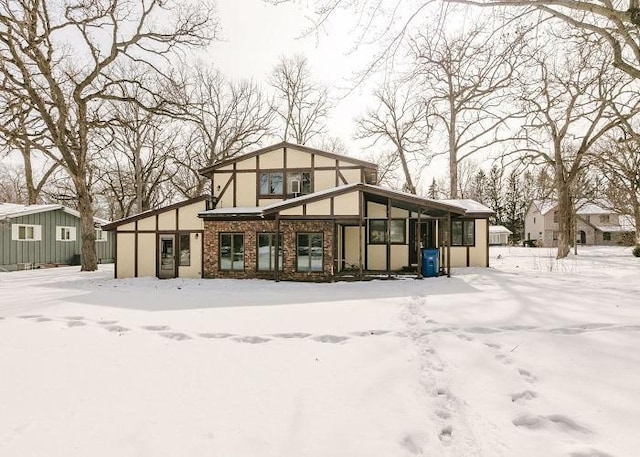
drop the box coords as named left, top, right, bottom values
left=599, top=215, right=610, bottom=224
left=603, top=232, right=611, bottom=241
left=179, top=234, right=191, bottom=266
left=287, top=171, right=312, bottom=195
left=220, top=233, right=244, bottom=271
left=553, top=211, right=558, bottom=223
left=451, top=220, right=475, bottom=246
left=12, top=224, right=41, bottom=241
left=56, top=226, right=77, bottom=241
left=297, top=233, right=323, bottom=271
left=553, top=231, right=559, bottom=241
left=368, top=219, right=406, bottom=244
left=257, top=233, right=283, bottom=271
left=95, top=228, right=107, bottom=242
left=259, top=172, right=283, bottom=196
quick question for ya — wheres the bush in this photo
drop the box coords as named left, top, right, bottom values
left=633, top=246, right=640, bottom=257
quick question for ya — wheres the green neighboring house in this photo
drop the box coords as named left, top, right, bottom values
left=0, top=203, right=114, bottom=271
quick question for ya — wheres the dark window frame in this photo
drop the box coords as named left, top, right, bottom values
left=296, top=232, right=324, bottom=272
left=257, top=232, right=284, bottom=271
left=603, top=232, right=611, bottom=241
left=259, top=171, right=284, bottom=196
left=451, top=219, right=475, bottom=246
left=286, top=169, right=313, bottom=196
left=179, top=233, right=191, bottom=266
left=219, top=233, right=245, bottom=271
left=368, top=219, right=406, bottom=245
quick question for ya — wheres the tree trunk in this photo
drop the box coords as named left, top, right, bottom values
left=556, top=168, right=572, bottom=259
left=75, top=177, right=98, bottom=271
left=397, top=147, right=417, bottom=194
left=633, top=200, right=640, bottom=245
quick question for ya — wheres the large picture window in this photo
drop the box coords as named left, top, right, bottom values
left=451, top=220, right=475, bottom=246
left=297, top=233, right=323, bottom=271
left=257, top=233, right=283, bottom=271
left=287, top=171, right=312, bottom=195
left=220, top=233, right=244, bottom=270
left=368, top=219, right=406, bottom=244
left=259, top=172, right=283, bottom=196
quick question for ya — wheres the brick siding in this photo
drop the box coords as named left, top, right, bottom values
left=203, top=219, right=334, bottom=281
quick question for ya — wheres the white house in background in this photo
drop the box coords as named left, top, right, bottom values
left=524, top=200, right=635, bottom=247
left=489, top=225, right=512, bottom=246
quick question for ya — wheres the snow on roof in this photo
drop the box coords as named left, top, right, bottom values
left=594, top=215, right=636, bottom=233
left=532, top=199, right=557, bottom=215
left=533, top=199, right=616, bottom=216
left=201, top=206, right=264, bottom=216
left=438, top=199, right=494, bottom=215
left=489, top=225, right=513, bottom=234
left=0, top=202, right=109, bottom=225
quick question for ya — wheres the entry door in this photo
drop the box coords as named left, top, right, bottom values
left=159, top=235, right=176, bottom=279
left=409, top=220, right=436, bottom=265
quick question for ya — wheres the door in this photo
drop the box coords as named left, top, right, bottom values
left=159, top=235, right=176, bottom=279
left=409, top=220, right=436, bottom=265
left=579, top=230, right=586, bottom=245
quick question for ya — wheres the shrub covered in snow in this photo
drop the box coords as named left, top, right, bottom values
left=633, top=246, right=640, bottom=257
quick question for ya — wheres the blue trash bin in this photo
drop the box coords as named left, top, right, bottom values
left=421, top=249, right=439, bottom=277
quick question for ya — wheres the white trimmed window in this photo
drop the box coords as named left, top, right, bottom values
left=12, top=224, right=42, bottom=241
left=95, top=228, right=108, bottom=242
left=56, top=226, right=77, bottom=241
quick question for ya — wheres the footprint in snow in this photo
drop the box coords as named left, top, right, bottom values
left=160, top=332, right=192, bottom=341
left=495, top=353, right=512, bottom=365
left=64, top=316, right=85, bottom=321
left=233, top=336, right=270, bottom=344
left=435, top=409, right=451, bottom=420
left=142, top=325, right=170, bottom=331
left=499, top=325, right=537, bottom=331
left=512, top=414, right=591, bottom=436
left=97, top=320, right=119, bottom=325
left=466, top=327, right=502, bottom=334
left=349, top=330, right=391, bottom=337
left=457, top=333, right=474, bottom=342
left=484, top=342, right=501, bottom=349
left=438, top=425, right=453, bottom=445
left=400, top=433, right=425, bottom=455
left=271, top=332, right=311, bottom=339
left=312, top=335, right=349, bottom=344
left=199, top=332, right=235, bottom=339
left=518, top=369, right=536, bottom=384
left=35, top=317, right=53, bottom=322
left=105, top=325, right=129, bottom=333
left=511, top=390, right=538, bottom=404
left=569, top=449, right=614, bottom=457
left=67, top=320, right=86, bottom=327
left=19, top=315, right=42, bottom=319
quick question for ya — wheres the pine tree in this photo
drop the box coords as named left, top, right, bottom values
left=485, top=165, right=503, bottom=225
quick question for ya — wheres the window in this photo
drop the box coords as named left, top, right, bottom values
left=259, top=172, right=283, bottom=196
left=599, top=215, right=610, bottom=224
left=553, top=231, right=559, bottom=241
left=179, top=234, right=191, bottom=266
left=220, top=233, right=244, bottom=271
left=451, top=220, right=475, bottom=246
left=95, top=228, right=108, bottom=242
left=368, top=219, right=406, bottom=244
left=553, top=211, right=558, bottom=223
left=257, top=233, right=283, bottom=271
left=12, top=224, right=41, bottom=241
left=56, top=226, right=77, bottom=241
left=603, top=232, right=611, bottom=241
left=297, top=233, right=323, bottom=271
left=287, top=171, right=312, bottom=195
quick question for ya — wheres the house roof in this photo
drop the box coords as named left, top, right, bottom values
left=593, top=215, right=636, bottom=233
left=0, top=202, right=109, bottom=225
left=198, top=141, right=378, bottom=176
left=102, top=195, right=208, bottom=230
left=199, top=184, right=492, bottom=219
left=531, top=199, right=615, bottom=216
left=489, top=225, right=513, bottom=235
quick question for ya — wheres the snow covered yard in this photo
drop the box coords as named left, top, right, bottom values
left=1, top=246, right=639, bottom=457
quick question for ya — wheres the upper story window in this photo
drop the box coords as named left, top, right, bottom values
left=56, top=226, right=77, bottom=241
left=599, top=215, right=610, bottom=224
left=12, top=224, right=41, bottom=241
left=287, top=171, right=312, bottom=195
left=259, top=172, right=283, bottom=196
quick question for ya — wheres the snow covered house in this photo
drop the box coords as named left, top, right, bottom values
left=0, top=203, right=114, bottom=271
left=104, top=142, right=494, bottom=281
left=524, top=200, right=635, bottom=247
left=489, top=225, right=512, bottom=246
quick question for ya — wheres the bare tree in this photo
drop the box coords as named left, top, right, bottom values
left=270, top=54, right=329, bottom=145
left=446, top=0, right=640, bottom=82
left=94, top=103, right=178, bottom=219
left=592, top=133, right=640, bottom=244
left=409, top=23, right=525, bottom=198
left=356, top=80, right=430, bottom=194
left=0, top=0, right=215, bottom=271
left=172, top=65, right=274, bottom=198
left=514, top=39, right=640, bottom=258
